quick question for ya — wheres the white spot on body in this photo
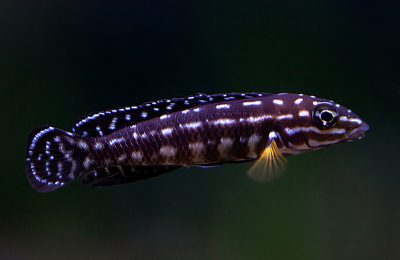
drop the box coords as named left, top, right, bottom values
left=339, top=116, right=349, bottom=122
left=211, top=118, right=236, bottom=126
left=294, top=98, right=303, bottom=105
left=78, top=140, right=89, bottom=150
left=45, top=161, right=51, bottom=176
left=247, top=134, right=262, bottom=157
left=94, top=142, right=104, bottom=150
left=189, top=142, right=205, bottom=154
left=269, top=131, right=279, bottom=140
left=216, top=104, right=230, bottom=110
left=159, top=146, right=177, bottom=158
left=298, top=110, right=310, bottom=117
left=218, top=137, right=234, bottom=157
left=117, top=154, right=128, bottom=163
left=96, top=126, right=104, bottom=136
left=131, top=151, right=143, bottom=161
left=83, top=157, right=95, bottom=170
left=57, top=162, right=63, bottom=174
left=160, top=114, right=170, bottom=120
left=109, top=117, right=118, bottom=130
left=273, top=99, right=284, bottom=105
left=243, top=100, right=262, bottom=106
left=193, top=108, right=201, bottom=112
left=141, top=112, right=148, bottom=118
left=45, top=141, right=51, bottom=155
left=161, top=127, right=174, bottom=136
left=109, top=138, right=125, bottom=146
left=284, top=127, right=302, bottom=136
left=189, top=142, right=205, bottom=162
left=245, top=115, right=273, bottom=123
left=276, top=114, right=294, bottom=120
left=181, top=121, right=202, bottom=129
left=207, top=140, right=215, bottom=145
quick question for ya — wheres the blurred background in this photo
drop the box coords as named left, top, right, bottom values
left=1, top=0, right=399, bottom=259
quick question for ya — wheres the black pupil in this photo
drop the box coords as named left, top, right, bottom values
left=320, top=111, right=333, bottom=122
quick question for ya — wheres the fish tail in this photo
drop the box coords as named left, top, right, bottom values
left=25, top=126, right=91, bottom=192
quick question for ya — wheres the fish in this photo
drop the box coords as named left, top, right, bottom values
left=25, top=92, right=369, bottom=192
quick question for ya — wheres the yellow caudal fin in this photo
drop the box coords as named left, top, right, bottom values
left=246, top=139, right=287, bottom=182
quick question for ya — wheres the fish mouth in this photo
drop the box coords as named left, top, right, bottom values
left=348, top=122, right=369, bottom=141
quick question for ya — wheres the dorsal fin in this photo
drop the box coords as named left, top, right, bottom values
left=82, top=165, right=180, bottom=187
left=72, top=92, right=270, bottom=137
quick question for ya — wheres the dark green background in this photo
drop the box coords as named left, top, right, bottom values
left=1, top=1, right=399, bottom=259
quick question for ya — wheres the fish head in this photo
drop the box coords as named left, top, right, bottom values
left=275, top=94, right=369, bottom=150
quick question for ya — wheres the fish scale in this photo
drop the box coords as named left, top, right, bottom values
left=25, top=92, right=369, bottom=192
left=73, top=92, right=269, bottom=137
left=91, top=100, right=274, bottom=167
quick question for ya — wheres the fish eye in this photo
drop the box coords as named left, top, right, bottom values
left=313, top=104, right=338, bottom=128
left=320, top=110, right=334, bottom=122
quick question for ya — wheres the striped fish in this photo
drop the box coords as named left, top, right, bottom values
left=25, top=92, right=369, bottom=192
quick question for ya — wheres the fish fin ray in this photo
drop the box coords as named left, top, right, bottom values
left=246, top=139, right=287, bottom=182
left=72, top=92, right=271, bottom=137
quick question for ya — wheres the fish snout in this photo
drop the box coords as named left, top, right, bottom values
left=348, top=122, right=369, bottom=141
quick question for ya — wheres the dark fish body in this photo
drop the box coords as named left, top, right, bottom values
left=25, top=92, right=369, bottom=192
left=92, top=97, right=274, bottom=166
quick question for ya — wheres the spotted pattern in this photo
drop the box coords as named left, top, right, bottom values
left=73, top=92, right=270, bottom=137
left=26, top=92, right=368, bottom=192
left=25, top=127, right=87, bottom=192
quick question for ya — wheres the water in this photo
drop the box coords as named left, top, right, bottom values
left=1, top=1, right=399, bottom=259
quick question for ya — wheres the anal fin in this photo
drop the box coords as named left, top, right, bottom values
left=82, top=165, right=180, bottom=187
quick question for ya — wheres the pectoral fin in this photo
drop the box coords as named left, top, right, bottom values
left=246, top=139, right=287, bottom=182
